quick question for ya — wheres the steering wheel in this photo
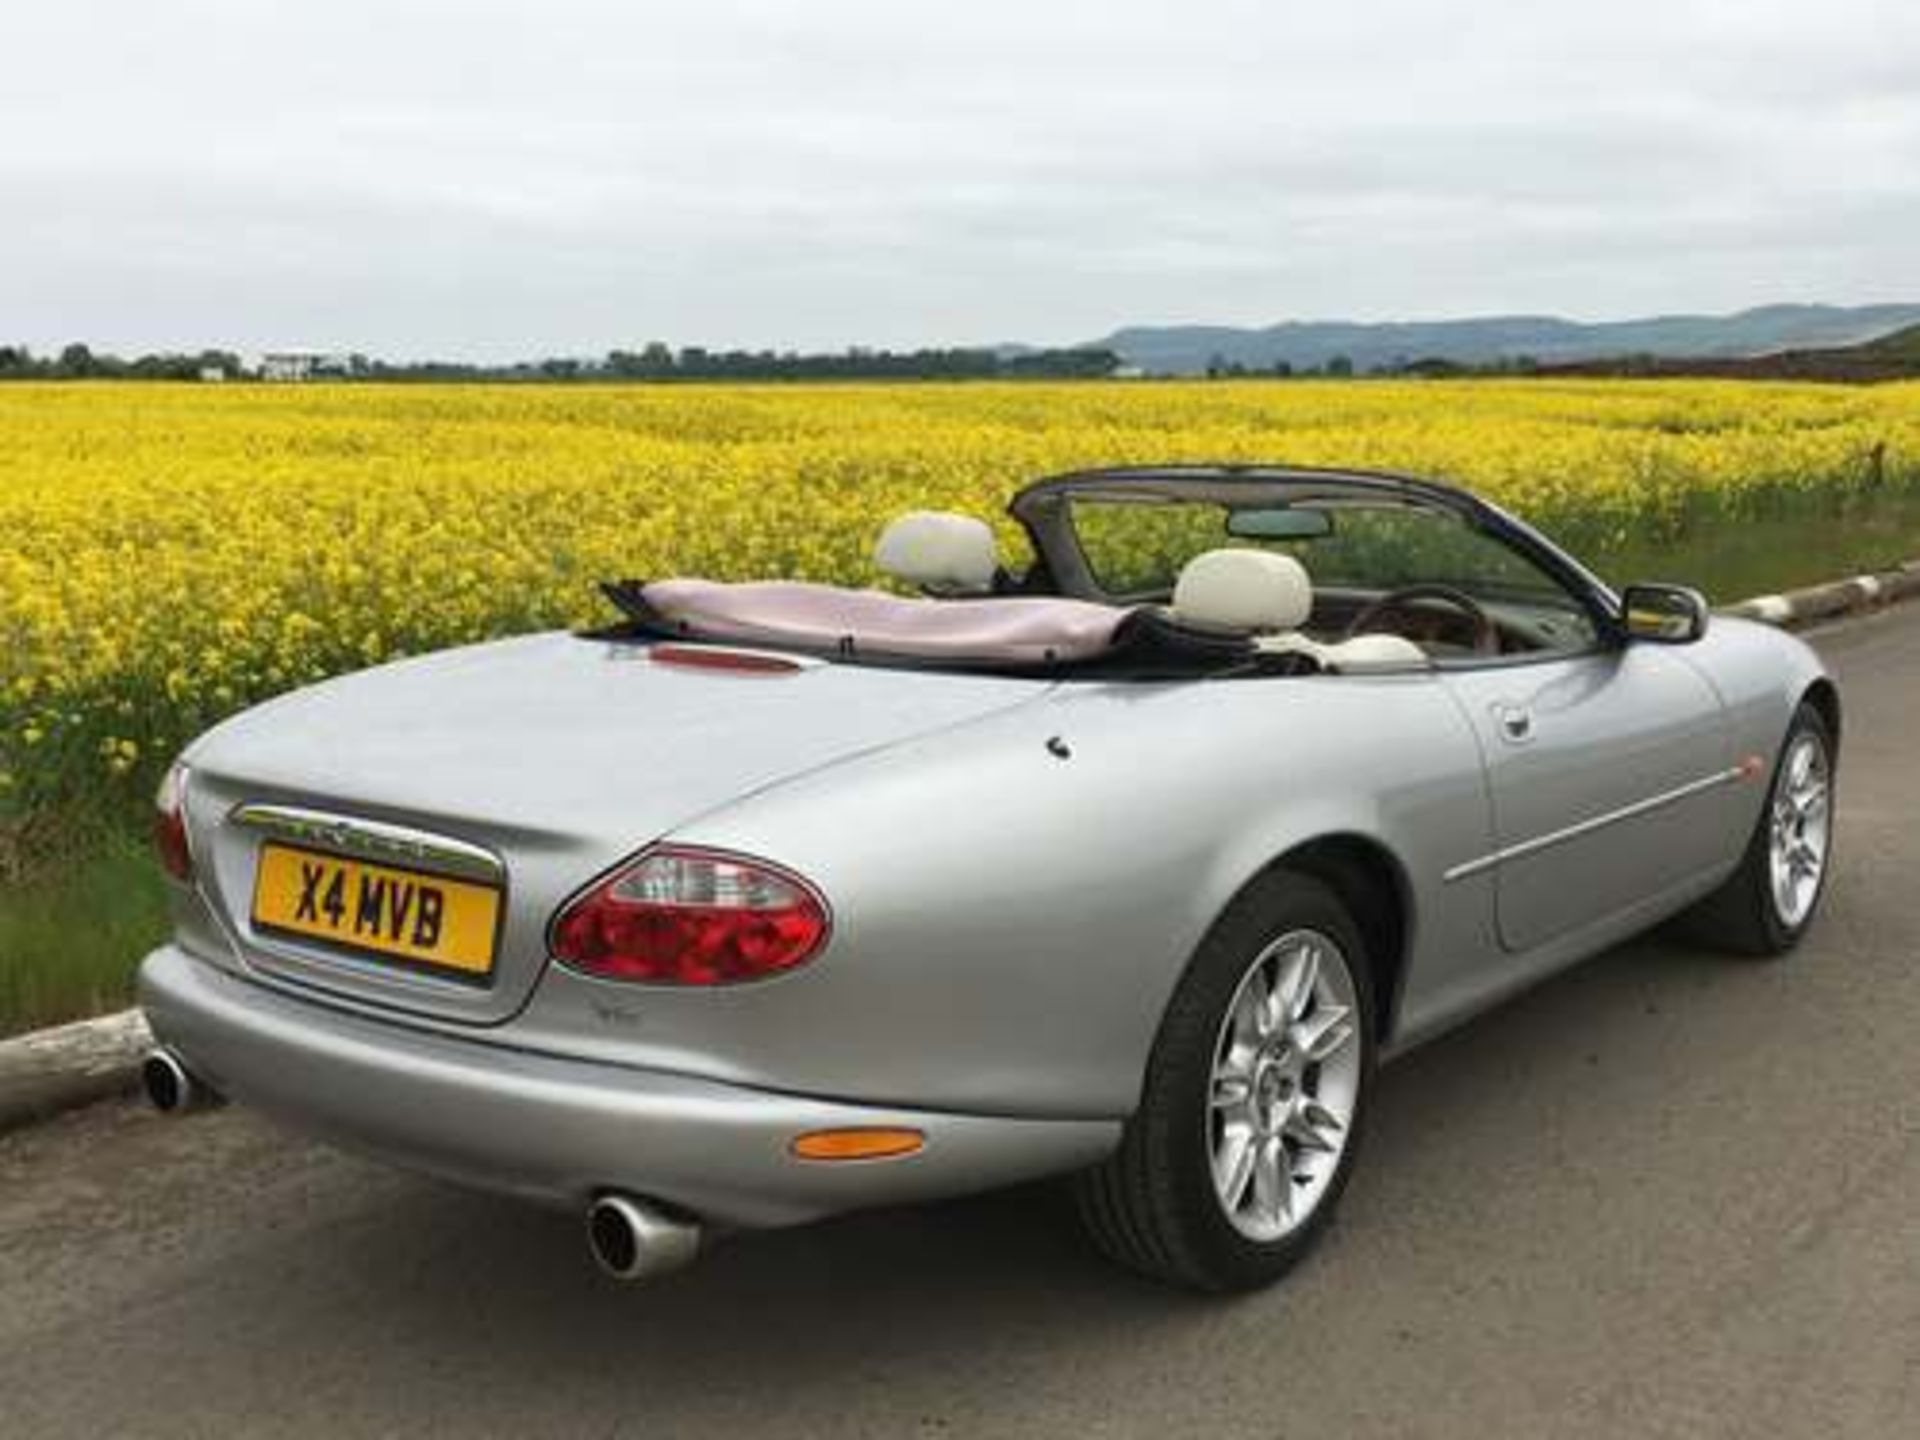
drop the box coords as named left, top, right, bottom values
left=1343, top=583, right=1499, bottom=655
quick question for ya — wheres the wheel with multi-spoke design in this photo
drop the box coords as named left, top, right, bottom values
left=1076, top=870, right=1375, bottom=1291
left=1682, top=699, right=1836, bottom=956
left=1206, top=926, right=1363, bottom=1243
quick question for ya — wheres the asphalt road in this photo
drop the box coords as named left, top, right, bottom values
left=4, top=612, right=1917, bottom=1440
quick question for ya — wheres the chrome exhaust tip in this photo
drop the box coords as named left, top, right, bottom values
left=141, top=1048, right=218, bottom=1115
left=586, top=1194, right=702, bottom=1282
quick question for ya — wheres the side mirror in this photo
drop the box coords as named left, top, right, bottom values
left=1621, top=583, right=1709, bottom=644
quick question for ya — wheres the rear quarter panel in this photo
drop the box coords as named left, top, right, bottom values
left=512, top=672, right=1497, bottom=1117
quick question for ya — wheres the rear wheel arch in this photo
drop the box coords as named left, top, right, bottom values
left=1262, top=835, right=1411, bottom=1044
left=1082, top=856, right=1386, bottom=1289
left=1116, top=830, right=1414, bottom=1116
left=1801, top=678, right=1841, bottom=755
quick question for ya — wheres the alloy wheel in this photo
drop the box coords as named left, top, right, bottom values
left=1206, top=928, right=1362, bottom=1242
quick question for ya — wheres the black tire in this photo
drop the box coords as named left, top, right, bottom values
left=1680, top=700, right=1836, bottom=957
left=1075, top=869, right=1377, bottom=1292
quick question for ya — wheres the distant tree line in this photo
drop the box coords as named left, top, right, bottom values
left=0, top=343, right=244, bottom=381
left=599, top=342, right=1121, bottom=381
left=0, top=341, right=1124, bottom=383
left=1203, top=352, right=1543, bottom=379
left=0, top=340, right=1570, bottom=384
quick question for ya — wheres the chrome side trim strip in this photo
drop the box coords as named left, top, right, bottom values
left=229, top=804, right=505, bottom=884
left=1442, top=765, right=1745, bottom=884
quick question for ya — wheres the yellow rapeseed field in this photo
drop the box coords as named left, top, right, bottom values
left=3, top=377, right=1918, bottom=845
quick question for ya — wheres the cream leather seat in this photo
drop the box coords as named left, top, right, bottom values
left=1170, top=549, right=1427, bottom=672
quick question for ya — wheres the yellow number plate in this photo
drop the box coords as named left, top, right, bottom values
left=250, top=843, right=502, bottom=978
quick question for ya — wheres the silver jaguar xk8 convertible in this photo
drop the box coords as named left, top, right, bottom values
left=139, top=465, right=1838, bottom=1291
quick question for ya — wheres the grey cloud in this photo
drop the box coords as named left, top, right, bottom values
left=1, top=0, right=1914, bottom=356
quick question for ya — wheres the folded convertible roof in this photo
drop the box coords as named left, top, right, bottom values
left=637, top=578, right=1131, bottom=665
left=597, top=578, right=1262, bottom=675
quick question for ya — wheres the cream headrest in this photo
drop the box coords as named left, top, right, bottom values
left=873, top=511, right=998, bottom=594
left=1172, top=549, right=1312, bottom=631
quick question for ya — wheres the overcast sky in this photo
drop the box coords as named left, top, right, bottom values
left=2, top=0, right=1914, bottom=358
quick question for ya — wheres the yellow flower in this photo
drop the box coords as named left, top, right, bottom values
left=0, top=376, right=1914, bottom=836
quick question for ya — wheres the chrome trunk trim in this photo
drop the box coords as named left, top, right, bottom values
left=228, top=803, right=506, bottom=884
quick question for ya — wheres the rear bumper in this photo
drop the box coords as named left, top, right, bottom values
left=138, top=945, right=1119, bottom=1227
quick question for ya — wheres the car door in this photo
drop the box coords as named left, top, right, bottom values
left=1441, top=645, right=1732, bottom=953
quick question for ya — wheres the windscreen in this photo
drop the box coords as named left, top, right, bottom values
left=1066, top=495, right=1591, bottom=614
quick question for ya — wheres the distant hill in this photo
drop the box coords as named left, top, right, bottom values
left=1540, top=322, right=1920, bottom=382
left=1095, top=303, right=1920, bottom=376
left=1854, top=323, right=1920, bottom=363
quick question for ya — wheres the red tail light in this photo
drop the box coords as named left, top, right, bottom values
left=154, top=761, right=194, bottom=882
left=550, top=847, right=830, bottom=985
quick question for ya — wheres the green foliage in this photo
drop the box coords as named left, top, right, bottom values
left=0, top=835, right=168, bottom=1037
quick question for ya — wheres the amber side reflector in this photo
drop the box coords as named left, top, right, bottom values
left=790, top=1128, right=926, bottom=1162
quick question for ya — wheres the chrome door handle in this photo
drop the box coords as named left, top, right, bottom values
left=1494, top=703, right=1534, bottom=743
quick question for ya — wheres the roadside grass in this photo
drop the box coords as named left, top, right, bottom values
left=3, top=499, right=1919, bottom=1039
left=0, top=835, right=168, bottom=1038
left=1591, top=487, right=1920, bottom=602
